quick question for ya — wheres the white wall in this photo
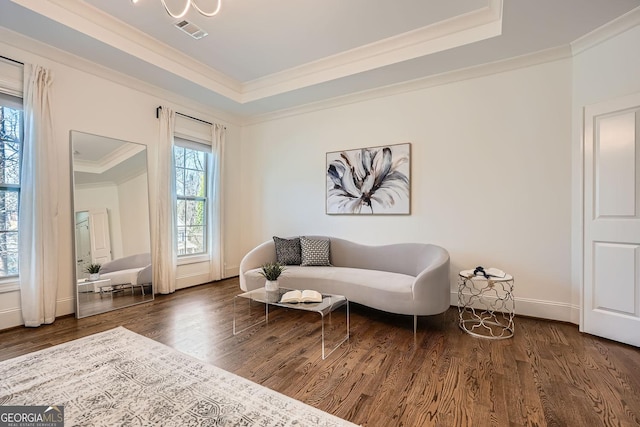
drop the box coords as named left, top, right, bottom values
left=118, top=172, right=151, bottom=256
left=570, top=22, right=640, bottom=324
left=242, top=58, right=574, bottom=321
left=74, top=172, right=151, bottom=261
left=0, top=31, right=243, bottom=330
left=74, top=183, right=125, bottom=260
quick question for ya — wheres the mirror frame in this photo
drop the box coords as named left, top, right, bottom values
left=70, top=131, right=153, bottom=318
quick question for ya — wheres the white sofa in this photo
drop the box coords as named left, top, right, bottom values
left=99, top=253, right=152, bottom=295
left=240, top=236, right=450, bottom=332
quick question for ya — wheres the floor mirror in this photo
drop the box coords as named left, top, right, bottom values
left=70, top=131, right=153, bottom=318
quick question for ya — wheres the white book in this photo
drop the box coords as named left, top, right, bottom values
left=280, top=289, right=323, bottom=304
left=485, top=268, right=505, bottom=278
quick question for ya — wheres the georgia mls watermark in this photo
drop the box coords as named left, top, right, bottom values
left=0, top=406, right=64, bottom=427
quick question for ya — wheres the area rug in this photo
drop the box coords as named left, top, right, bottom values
left=0, top=327, right=357, bottom=426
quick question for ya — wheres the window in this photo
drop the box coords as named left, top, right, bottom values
left=0, top=93, right=22, bottom=278
left=174, top=140, right=209, bottom=256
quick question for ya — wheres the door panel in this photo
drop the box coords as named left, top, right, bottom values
left=89, top=208, right=112, bottom=265
left=596, top=112, right=636, bottom=217
left=583, top=93, right=640, bottom=347
left=593, top=242, right=637, bottom=315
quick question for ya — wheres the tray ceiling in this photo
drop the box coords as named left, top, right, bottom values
left=1, top=0, right=639, bottom=117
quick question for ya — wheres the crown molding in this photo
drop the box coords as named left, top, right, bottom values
left=0, top=26, right=241, bottom=126
left=11, top=0, right=241, bottom=99
left=10, top=0, right=502, bottom=105
left=1, top=19, right=572, bottom=130
left=74, top=143, right=145, bottom=175
left=241, top=0, right=503, bottom=102
left=244, top=45, right=571, bottom=126
left=571, top=5, right=640, bottom=55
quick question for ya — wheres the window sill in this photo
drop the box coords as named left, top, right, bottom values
left=0, top=278, right=20, bottom=294
left=177, top=254, right=210, bottom=266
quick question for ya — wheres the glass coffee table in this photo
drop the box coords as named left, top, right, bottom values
left=233, top=287, right=349, bottom=359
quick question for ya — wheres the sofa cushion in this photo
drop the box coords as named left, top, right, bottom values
left=243, top=266, right=415, bottom=314
left=300, top=236, right=331, bottom=266
left=99, top=268, right=143, bottom=286
left=273, top=236, right=301, bottom=265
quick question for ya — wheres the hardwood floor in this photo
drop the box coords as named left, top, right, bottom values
left=1, top=277, right=639, bottom=426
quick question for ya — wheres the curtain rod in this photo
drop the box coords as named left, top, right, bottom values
left=156, top=106, right=224, bottom=129
left=0, top=55, right=24, bottom=66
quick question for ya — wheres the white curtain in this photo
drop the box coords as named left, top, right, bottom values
left=19, top=65, right=58, bottom=327
left=153, top=107, right=177, bottom=294
left=208, top=123, right=225, bottom=281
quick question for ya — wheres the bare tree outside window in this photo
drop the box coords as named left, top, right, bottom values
left=174, top=145, right=208, bottom=256
left=0, top=103, right=22, bottom=277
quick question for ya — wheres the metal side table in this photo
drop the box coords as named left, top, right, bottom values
left=458, top=270, right=515, bottom=339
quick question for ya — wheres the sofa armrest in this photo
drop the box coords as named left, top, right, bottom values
left=239, top=240, right=277, bottom=291
left=136, top=264, right=152, bottom=285
left=412, top=248, right=450, bottom=315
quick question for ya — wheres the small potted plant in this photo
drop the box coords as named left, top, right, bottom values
left=259, top=262, right=285, bottom=291
left=85, top=263, right=102, bottom=281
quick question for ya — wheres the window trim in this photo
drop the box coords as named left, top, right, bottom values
left=177, top=253, right=210, bottom=266
left=0, top=277, right=19, bottom=293
left=0, top=93, right=23, bottom=282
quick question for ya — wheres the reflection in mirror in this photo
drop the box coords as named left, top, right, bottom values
left=71, top=131, right=153, bottom=318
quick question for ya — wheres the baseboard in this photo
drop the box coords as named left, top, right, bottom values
left=56, top=296, right=76, bottom=318
left=0, top=306, right=23, bottom=330
left=450, top=292, right=579, bottom=324
left=0, top=296, right=76, bottom=331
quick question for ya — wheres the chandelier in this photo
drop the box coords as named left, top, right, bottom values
left=132, top=0, right=223, bottom=19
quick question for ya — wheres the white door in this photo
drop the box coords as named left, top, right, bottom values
left=583, top=92, right=640, bottom=347
left=88, top=208, right=112, bottom=265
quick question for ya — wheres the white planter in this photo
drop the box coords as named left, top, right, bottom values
left=89, top=273, right=100, bottom=281
left=265, top=280, right=279, bottom=292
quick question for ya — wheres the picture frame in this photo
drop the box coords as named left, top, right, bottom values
left=326, top=143, right=411, bottom=215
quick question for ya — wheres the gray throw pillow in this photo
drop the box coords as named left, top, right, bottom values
left=300, top=237, right=331, bottom=266
left=273, top=236, right=302, bottom=265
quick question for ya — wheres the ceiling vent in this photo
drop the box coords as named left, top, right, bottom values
left=174, top=20, right=208, bottom=40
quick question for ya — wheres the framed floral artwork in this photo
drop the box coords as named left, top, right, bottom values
left=326, top=143, right=411, bottom=215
